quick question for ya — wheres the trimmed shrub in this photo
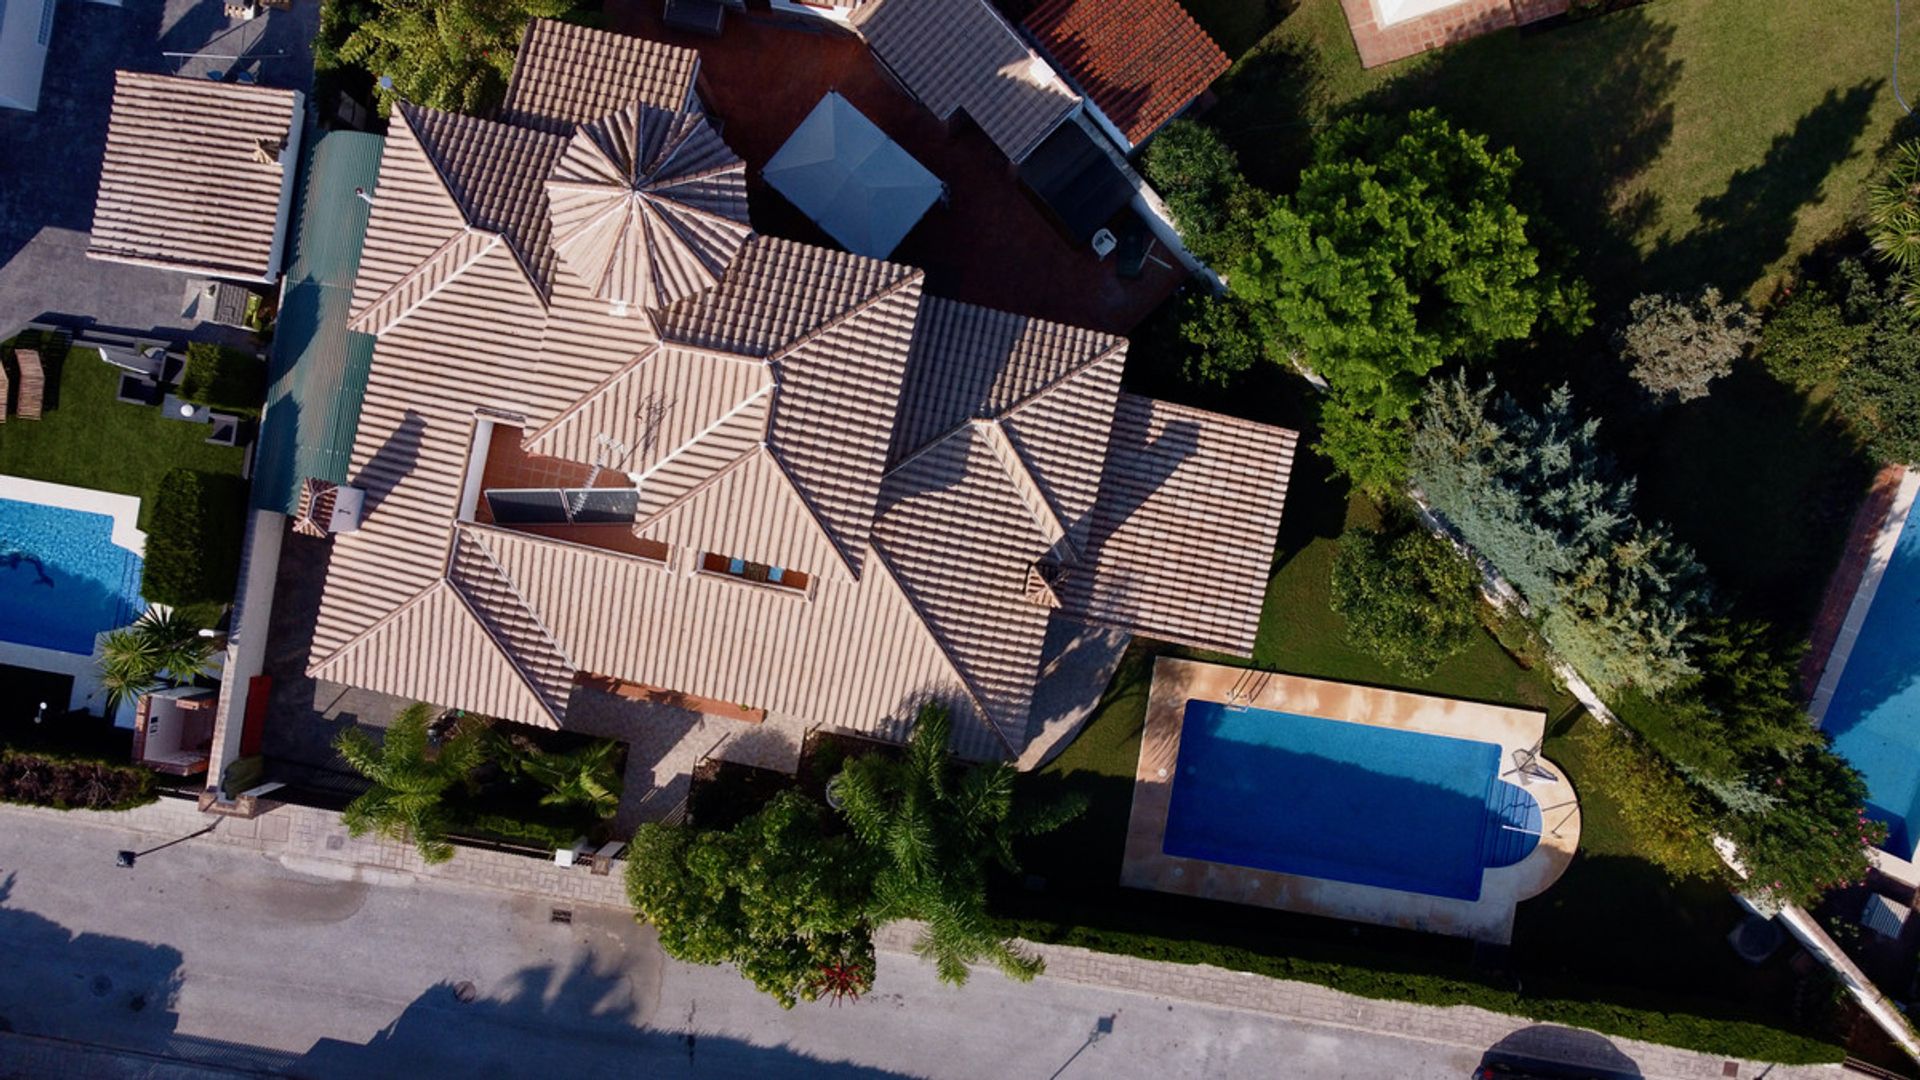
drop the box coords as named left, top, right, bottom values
left=180, top=343, right=267, bottom=416
left=0, top=750, right=155, bottom=811
left=142, top=469, right=245, bottom=607
left=1564, top=721, right=1726, bottom=883
left=1330, top=520, right=1480, bottom=675
left=1616, top=287, right=1757, bottom=403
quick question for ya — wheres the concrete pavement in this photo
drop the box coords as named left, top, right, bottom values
left=0, top=798, right=1845, bottom=1079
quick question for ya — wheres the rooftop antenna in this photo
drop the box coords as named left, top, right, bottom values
left=569, top=434, right=631, bottom=515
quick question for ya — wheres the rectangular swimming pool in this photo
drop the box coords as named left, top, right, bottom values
left=0, top=497, right=144, bottom=655
left=1163, top=700, right=1519, bottom=901
left=1824, top=494, right=1920, bottom=855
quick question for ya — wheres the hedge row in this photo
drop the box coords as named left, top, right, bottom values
left=0, top=750, right=155, bottom=812
left=996, top=919, right=1846, bottom=1065
left=143, top=468, right=246, bottom=607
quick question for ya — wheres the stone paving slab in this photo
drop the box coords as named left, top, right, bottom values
left=1, top=798, right=1844, bottom=1080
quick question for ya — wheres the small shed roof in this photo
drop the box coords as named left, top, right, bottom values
left=88, top=72, right=303, bottom=281
left=851, top=0, right=1078, bottom=163
left=1862, top=893, right=1911, bottom=939
left=763, top=92, right=943, bottom=259
left=1023, top=0, right=1228, bottom=148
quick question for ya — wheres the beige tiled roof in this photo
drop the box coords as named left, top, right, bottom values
left=89, top=71, right=300, bottom=279
left=546, top=104, right=753, bottom=312
left=500, top=20, right=699, bottom=136
left=851, top=0, right=1079, bottom=162
left=307, top=44, right=1297, bottom=761
left=1060, top=394, right=1298, bottom=654
left=403, top=104, right=566, bottom=296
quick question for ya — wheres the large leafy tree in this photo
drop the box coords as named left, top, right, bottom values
left=1411, top=374, right=1711, bottom=694
left=1330, top=520, right=1480, bottom=676
left=335, top=704, right=487, bottom=864
left=1616, top=287, right=1756, bottom=404
left=1142, top=120, right=1268, bottom=267
left=834, top=701, right=1085, bottom=985
left=340, top=0, right=569, bottom=114
left=1233, top=108, right=1589, bottom=422
left=626, top=791, right=875, bottom=1008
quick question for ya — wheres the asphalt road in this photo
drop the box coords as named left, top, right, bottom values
left=0, top=809, right=1499, bottom=1079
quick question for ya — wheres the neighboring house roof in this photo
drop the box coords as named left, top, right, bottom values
left=850, top=0, right=1078, bottom=163
left=304, top=19, right=1296, bottom=760
left=762, top=92, right=943, bottom=259
left=254, top=131, right=385, bottom=514
left=499, top=18, right=699, bottom=135
left=88, top=71, right=302, bottom=280
left=1023, top=0, right=1229, bottom=147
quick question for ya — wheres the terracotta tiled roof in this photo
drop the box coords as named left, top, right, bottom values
left=1061, top=393, right=1297, bottom=654
left=499, top=19, right=699, bottom=135
left=306, top=27, right=1297, bottom=759
left=404, top=104, right=567, bottom=296
left=546, top=104, right=752, bottom=312
left=851, top=0, right=1079, bottom=163
left=88, top=71, right=301, bottom=279
left=1023, top=0, right=1228, bottom=147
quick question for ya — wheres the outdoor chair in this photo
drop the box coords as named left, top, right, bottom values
left=0, top=357, right=10, bottom=423
left=14, top=348, right=45, bottom=420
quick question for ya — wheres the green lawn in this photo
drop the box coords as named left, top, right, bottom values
left=0, top=334, right=251, bottom=614
left=0, top=337, right=249, bottom=533
left=1198, top=0, right=1916, bottom=307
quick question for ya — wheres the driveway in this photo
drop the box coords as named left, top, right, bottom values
left=0, top=802, right=1564, bottom=1079
left=0, top=0, right=317, bottom=340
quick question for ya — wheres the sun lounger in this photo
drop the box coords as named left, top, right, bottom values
left=14, top=349, right=45, bottom=420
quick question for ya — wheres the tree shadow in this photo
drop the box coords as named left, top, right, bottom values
left=295, top=957, right=914, bottom=1077
left=1342, top=7, right=1683, bottom=310
left=1649, top=80, right=1883, bottom=299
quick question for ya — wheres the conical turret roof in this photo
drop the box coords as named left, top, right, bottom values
left=546, top=103, right=753, bottom=312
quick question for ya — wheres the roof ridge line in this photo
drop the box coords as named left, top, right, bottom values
left=306, top=580, right=442, bottom=680
left=638, top=181, right=753, bottom=233
left=348, top=228, right=502, bottom=335
left=766, top=267, right=924, bottom=364
left=631, top=440, right=761, bottom=532
left=760, top=444, right=862, bottom=580
left=993, top=338, right=1127, bottom=423
left=442, top=563, right=569, bottom=725
left=644, top=158, right=747, bottom=193
left=624, top=378, right=774, bottom=485
left=867, top=542, right=1021, bottom=758
left=972, top=417, right=1078, bottom=560
left=398, top=103, right=555, bottom=309
left=521, top=341, right=665, bottom=452
left=455, top=524, right=578, bottom=672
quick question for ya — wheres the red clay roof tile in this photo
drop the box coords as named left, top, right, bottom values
left=1022, top=0, right=1229, bottom=146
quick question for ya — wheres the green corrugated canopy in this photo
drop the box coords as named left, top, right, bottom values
left=252, top=130, right=385, bottom=514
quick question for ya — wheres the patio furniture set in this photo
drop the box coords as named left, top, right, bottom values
left=102, top=345, right=247, bottom=447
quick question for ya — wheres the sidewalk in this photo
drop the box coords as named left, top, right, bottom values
left=6, top=798, right=1842, bottom=1080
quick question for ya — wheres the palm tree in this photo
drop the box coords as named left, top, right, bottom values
left=135, top=608, right=216, bottom=682
left=98, top=627, right=160, bottom=713
left=1869, top=138, right=1920, bottom=297
left=335, top=703, right=487, bottom=863
left=504, top=738, right=624, bottom=818
left=832, top=700, right=1086, bottom=985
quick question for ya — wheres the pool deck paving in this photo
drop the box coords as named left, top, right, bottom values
left=1124, top=657, right=1579, bottom=944
left=0, top=796, right=1833, bottom=1080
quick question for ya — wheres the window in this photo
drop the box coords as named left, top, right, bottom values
left=700, top=551, right=809, bottom=593
left=483, top=487, right=639, bottom=526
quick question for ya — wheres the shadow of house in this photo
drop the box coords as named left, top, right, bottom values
left=0, top=875, right=186, bottom=1057
left=295, top=958, right=915, bottom=1078
left=349, top=408, right=425, bottom=516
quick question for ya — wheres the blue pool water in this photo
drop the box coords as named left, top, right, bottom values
left=1163, top=701, right=1540, bottom=901
left=1825, top=496, right=1920, bottom=856
left=0, top=498, right=144, bottom=655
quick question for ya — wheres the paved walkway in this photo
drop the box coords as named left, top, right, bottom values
left=1, top=797, right=1846, bottom=1079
